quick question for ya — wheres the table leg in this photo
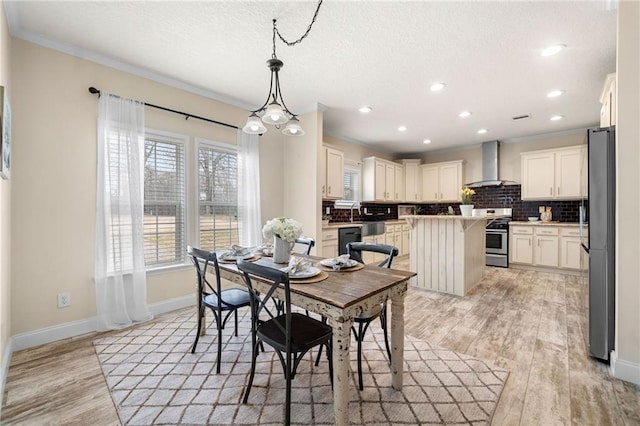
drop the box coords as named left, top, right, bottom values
left=390, top=286, right=406, bottom=390
left=331, top=317, right=353, bottom=426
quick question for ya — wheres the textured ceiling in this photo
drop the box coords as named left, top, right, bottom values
left=5, top=1, right=617, bottom=155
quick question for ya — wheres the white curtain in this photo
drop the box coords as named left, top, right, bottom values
left=237, top=130, right=262, bottom=246
left=95, top=93, right=153, bottom=331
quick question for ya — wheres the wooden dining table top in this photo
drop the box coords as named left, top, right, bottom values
left=217, top=254, right=416, bottom=309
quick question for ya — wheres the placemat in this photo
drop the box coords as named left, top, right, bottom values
left=289, top=270, right=329, bottom=284
left=317, top=262, right=365, bottom=272
left=218, top=255, right=261, bottom=264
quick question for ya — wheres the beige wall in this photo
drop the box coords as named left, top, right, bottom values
left=323, top=134, right=396, bottom=163
left=0, top=0, right=12, bottom=379
left=615, top=0, right=640, bottom=370
left=283, top=110, right=321, bottom=249
left=419, top=131, right=587, bottom=184
left=9, top=39, right=286, bottom=334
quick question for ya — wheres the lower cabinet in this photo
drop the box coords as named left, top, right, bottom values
left=321, top=229, right=338, bottom=258
left=511, top=229, right=533, bottom=264
left=533, top=228, right=559, bottom=268
left=509, top=225, right=586, bottom=271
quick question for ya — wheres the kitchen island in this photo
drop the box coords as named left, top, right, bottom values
left=405, top=215, right=487, bottom=296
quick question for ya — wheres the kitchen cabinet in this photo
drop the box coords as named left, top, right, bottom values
left=322, top=146, right=344, bottom=199
left=521, top=145, right=586, bottom=200
left=600, top=73, right=616, bottom=127
left=510, top=224, right=586, bottom=271
left=394, top=165, right=404, bottom=201
left=362, top=157, right=402, bottom=202
left=534, top=227, right=559, bottom=268
left=420, top=160, right=463, bottom=203
left=559, top=227, right=587, bottom=270
left=510, top=226, right=533, bottom=264
left=401, top=224, right=410, bottom=256
left=321, top=229, right=338, bottom=258
left=402, top=159, right=421, bottom=202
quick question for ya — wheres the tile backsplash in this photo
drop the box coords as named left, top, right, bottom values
left=323, top=184, right=585, bottom=223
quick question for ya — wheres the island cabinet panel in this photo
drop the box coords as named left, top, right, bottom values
left=408, top=216, right=486, bottom=296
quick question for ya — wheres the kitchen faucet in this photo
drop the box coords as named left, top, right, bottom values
left=349, top=202, right=360, bottom=223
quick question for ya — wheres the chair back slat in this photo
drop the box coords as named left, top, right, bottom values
left=346, top=242, right=399, bottom=269
left=187, top=246, right=221, bottom=299
left=237, top=260, right=291, bottom=338
left=294, top=237, right=315, bottom=255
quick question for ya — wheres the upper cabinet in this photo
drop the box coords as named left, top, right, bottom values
left=600, top=73, right=616, bottom=127
left=521, top=145, right=587, bottom=200
left=402, top=159, right=421, bottom=203
left=321, top=146, right=344, bottom=199
left=362, top=157, right=403, bottom=202
left=420, top=160, right=463, bottom=203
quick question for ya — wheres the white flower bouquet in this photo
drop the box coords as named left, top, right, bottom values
left=262, top=217, right=303, bottom=243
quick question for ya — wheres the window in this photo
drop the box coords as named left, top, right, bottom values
left=198, top=140, right=239, bottom=251
left=143, top=132, right=186, bottom=267
left=342, top=164, right=361, bottom=202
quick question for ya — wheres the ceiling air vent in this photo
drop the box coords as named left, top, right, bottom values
left=512, top=113, right=531, bottom=121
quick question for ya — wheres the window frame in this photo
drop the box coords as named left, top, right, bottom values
left=340, top=160, right=362, bottom=203
left=195, top=137, right=240, bottom=251
left=143, top=129, right=190, bottom=272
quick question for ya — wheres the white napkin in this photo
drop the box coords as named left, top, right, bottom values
left=222, top=245, right=250, bottom=259
left=285, top=256, right=312, bottom=275
left=328, top=254, right=352, bottom=271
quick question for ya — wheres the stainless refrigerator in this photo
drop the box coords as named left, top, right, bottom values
left=581, top=127, right=615, bottom=362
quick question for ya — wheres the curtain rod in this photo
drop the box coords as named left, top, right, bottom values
left=88, top=87, right=239, bottom=130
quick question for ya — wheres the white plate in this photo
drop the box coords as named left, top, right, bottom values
left=319, top=258, right=358, bottom=268
left=219, top=252, right=254, bottom=261
left=290, top=266, right=321, bottom=279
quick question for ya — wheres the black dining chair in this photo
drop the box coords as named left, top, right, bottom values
left=346, top=241, right=399, bottom=390
left=187, top=246, right=252, bottom=374
left=293, top=236, right=315, bottom=255
left=237, top=259, right=333, bottom=426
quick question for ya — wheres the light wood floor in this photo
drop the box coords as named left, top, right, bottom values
left=2, top=258, right=639, bottom=425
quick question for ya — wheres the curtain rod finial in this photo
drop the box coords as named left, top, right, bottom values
left=88, top=87, right=100, bottom=95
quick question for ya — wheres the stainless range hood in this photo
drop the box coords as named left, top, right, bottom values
left=465, top=140, right=516, bottom=187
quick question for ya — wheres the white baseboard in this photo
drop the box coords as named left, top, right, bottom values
left=610, top=350, right=640, bottom=386
left=10, top=295, right=194, bottom=352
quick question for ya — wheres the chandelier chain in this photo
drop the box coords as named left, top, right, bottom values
left=271, top=0, right=323, bottom=58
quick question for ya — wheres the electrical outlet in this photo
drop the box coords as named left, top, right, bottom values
left=325, top=207, right=330, bottom=215
left=387, top=208, right=391, bottom=214
left=364, top=207, right=368, bottom=214
left=57, top=292, right=71, bottom=308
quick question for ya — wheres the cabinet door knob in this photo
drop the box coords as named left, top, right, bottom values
left=328, top=186, right=331, bottom=194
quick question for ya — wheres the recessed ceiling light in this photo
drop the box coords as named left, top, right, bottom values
left=550, top=115, right=564, bottom=121
left=477, top=128, right=488, bottom=134
left=359, top=106, right=372, bottom=113
left=541, top=44, right=566, bottom=57
left=430, top=82, right=446, bottom=92
left=459, top=111, right=472, bottom=118
left=398, top=126, right=407, bottom=132
left=423, top=139, right=432, bottom=144
left=547, top=90, right=565, bottom=98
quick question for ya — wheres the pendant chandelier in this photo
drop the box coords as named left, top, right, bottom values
left=242, top=1, right=324, bottom=137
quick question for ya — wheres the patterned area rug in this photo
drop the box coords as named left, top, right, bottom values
left=94, top=308, right=508, bottom=425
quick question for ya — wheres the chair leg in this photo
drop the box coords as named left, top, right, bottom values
left=381, top=306, right=392, bottom=364
left=314, top=343, right=324, bottom=366
left=285, top=351, right=292, bottom=426
left=234, top=309, right=239, bottom=337
left=191, top=304, right=204, bottom=354
left=242, top=332, right=259, bottom=404
left=356, top=322, right=365, bottom=390
left=216, top=315, right=223, bottom=374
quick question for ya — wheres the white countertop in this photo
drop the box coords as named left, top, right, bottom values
left=402, top=215, right=493, bottom=220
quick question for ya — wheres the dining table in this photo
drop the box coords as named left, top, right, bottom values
left=208, top=253, right=416, bottom=426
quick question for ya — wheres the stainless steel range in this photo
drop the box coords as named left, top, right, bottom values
left=474, top=208, right=512, bottom=268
